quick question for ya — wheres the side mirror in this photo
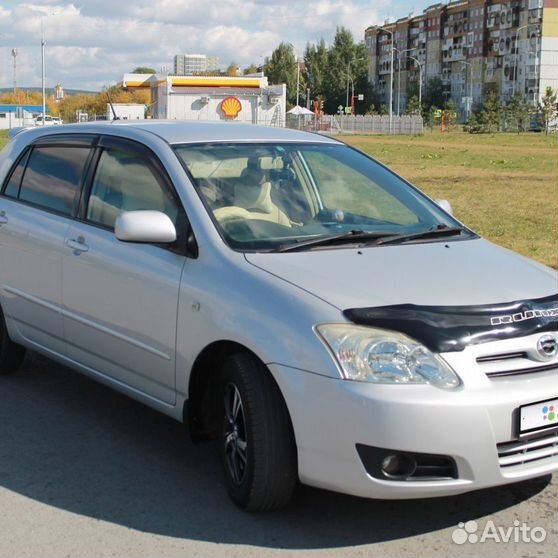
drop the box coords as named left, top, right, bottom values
left=435, top=199, right=453, bottom=216
left=115, top=210, right=177, bottom=244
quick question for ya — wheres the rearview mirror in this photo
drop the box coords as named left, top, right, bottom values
left=115, top=210, right=177, bottom=244
left=435, top=199, right=453, bottom=216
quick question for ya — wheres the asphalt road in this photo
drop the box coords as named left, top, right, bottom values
left=0, top=351, right=556, bottom=558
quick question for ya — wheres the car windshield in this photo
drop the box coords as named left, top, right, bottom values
left=174, top=142, right=470, bottom=252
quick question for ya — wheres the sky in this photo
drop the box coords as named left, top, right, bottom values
left=0, top=0, right=434, bottom=91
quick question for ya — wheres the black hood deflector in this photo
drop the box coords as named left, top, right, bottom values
left=343, top=293, right=558, bottom=353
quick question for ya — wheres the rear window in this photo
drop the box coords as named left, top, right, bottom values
left=18, top=146, right=91, bottom=216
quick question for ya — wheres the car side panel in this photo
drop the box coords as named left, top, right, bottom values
left=62, top=221, right=186, bottom=405
left=0, top=198, right=69, bottom=354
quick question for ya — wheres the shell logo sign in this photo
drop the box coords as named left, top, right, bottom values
left=221, top=96, right=242, bottom=118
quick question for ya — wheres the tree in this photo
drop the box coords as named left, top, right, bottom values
left=539, top=86, right=557, bottom=135
left=131, top=67, right=156, bottom=74
left=268, top=30, right=372, bottom=113
left=508, top=91, right=532, bottom=133
left=463, top=105, right=485, bottom=134
left=323, top=27, right=370, bottom=114
left=406, top=95, right=421, bottom=115
left=481, top=90, right=502, bottom=132
left=243, top=64, right=259, bottom=75
left=304, top=39, right=329, bottom=102
left=265, top=43, right=298, bottom=105
left=226, top=63, right=240, bottom=77
left=423, top=77, right=444, bottom=110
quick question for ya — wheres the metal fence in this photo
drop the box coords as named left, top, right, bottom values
left=286, top=114, right=423, bottom=135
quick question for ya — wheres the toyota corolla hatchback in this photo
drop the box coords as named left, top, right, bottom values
left=0, top=121, right=557, bottom=511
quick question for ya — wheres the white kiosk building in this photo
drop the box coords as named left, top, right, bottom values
left=122, top=73, right=286, bottom=127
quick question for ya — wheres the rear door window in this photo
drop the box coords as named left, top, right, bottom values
left=2, top=149, right=31, bottom=199
left=18, top=146, right=91, bottom=216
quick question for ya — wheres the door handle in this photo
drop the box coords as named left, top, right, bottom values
left=66, top=236, right=89, bottom=253
left=0, top=211, right=7, bottom=226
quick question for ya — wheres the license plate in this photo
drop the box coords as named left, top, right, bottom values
left=519, top=397, right=558, bottom=435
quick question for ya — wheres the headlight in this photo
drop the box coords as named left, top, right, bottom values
left=316, top=324, right=461, bottom=389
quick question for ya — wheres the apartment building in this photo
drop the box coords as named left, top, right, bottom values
left=365, top=0, right=558, bottom=118
left=173, top=54, right=220, bottom=75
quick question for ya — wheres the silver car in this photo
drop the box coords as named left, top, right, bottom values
left=0, top=121, right=557, bottom=511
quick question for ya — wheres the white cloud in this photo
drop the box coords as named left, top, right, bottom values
left=0, top=0, right=388, bottom=90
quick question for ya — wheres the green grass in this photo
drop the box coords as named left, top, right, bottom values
left=342, top=130, right=558, bottom=269
left=1, top=128, right=557, bottom=268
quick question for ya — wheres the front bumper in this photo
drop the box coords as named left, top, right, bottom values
left=269, top=363, right=558, bottom=499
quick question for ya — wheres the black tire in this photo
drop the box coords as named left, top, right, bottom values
left=219, top=352, right=297, bottom=511
left=0, top=306, right=26, bottom=375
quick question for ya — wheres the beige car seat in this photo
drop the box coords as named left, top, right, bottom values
left=214, top=156, right=291, bottom=227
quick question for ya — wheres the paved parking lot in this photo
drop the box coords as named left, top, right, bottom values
left=0, top=352, right=556, bottom=558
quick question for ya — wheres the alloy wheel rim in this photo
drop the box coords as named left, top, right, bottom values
left=223, top=382, right=248, bottom=485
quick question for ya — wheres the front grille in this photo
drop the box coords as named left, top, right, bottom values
left=473, top=348, right=558, bottom=378
left=497, top=430, right=558, bottom=469
left=476, top=351, right=526, bottom=363
left=484, top=363, right=558, bottom=379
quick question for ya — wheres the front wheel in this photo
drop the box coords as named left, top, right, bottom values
left=219, top=353, right=297, bottom=511
left=0, top=306, right=26, bottom=375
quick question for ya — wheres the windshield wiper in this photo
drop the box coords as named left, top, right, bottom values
left=276, top=230, right=394, bottom=253
left=375, top=225, right=465, bottom=246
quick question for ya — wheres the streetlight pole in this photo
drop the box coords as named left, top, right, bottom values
left=296, top=54, right=301, bottom=107
left=460, top=60, right=473, bottom=119
left=346, top=57, right=365, bottom=112
left=408, top=55, right=423, bottom=108
left=287, top=43, right=300, bottom=106
left=390, top=44, right=394, bottom=131
left=11, top=48, right=18, bottom=93
left=397, top=54, right=401, bottom=116
left=512, top=24, right=528, bottom=98
left=346, top=63, right=350, bottom=108
left=397, top=48, right=415, bottom=115
left=41, top=35, right=46, bottom=125
left=379, top=28, right=394, bottom=133
left=40, top=12, right=56, bottom=125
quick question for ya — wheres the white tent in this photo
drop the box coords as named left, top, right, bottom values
left=287, top=105, right=314, bottom=115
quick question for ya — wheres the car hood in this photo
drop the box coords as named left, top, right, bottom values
left=245, top=238, right=558, bottom=310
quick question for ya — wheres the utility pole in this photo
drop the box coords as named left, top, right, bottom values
left=11, top=48, right=18, bottom=93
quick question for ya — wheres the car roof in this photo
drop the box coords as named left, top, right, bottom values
left=13, top=120, right=342, bottom=146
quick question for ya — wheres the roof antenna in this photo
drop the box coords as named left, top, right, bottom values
left=107, top=90, right=119, bottom=120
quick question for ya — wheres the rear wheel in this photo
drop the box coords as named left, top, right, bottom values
left=0, top=306, right=26, bottom=375
left=219, top=353, right=297, bottom=511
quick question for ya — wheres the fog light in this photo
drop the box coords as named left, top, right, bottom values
left=381, top=454, right=417, bottom=479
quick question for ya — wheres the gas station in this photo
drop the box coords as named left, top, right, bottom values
left=122, top=73, right=286, bottom=127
